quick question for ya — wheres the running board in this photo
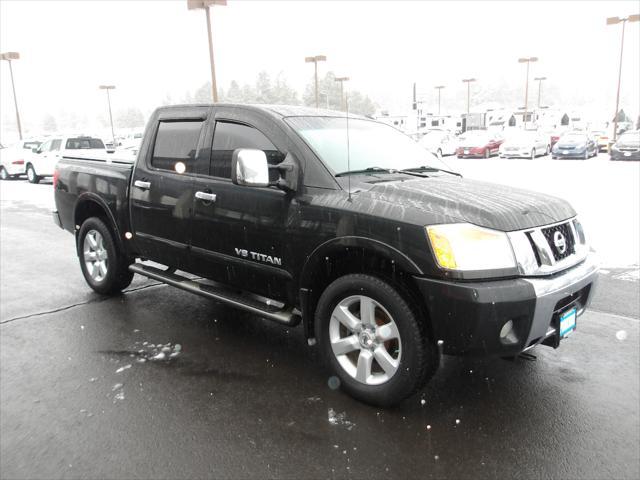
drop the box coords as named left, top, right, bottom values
left=129, top=263, right=301, bottom=326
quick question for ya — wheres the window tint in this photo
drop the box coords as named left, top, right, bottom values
left=39, top=140, right=52, bottom=152
left=211, top=121, right=282, bottom=179
left=151, top=121, right=204, bottom=173
left=65, top=137, right=105, bottom=149
left=51, top=139, right=62, bottom=151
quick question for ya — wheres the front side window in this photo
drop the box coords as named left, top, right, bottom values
left=151, top=120, right=204, bottom=173
left=38, top=140, right=52, bottom=153
left=211, top=121, right=281, bottom=179
left=51, top=139, right=62, bottom=151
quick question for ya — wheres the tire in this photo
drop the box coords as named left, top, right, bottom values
left=26, top=164, right=40, bottom=184
left=530, top=149, right=536, bottom=160
left=484, top=148, right=490, bottom=159
left=545, top=145, right=551, bottom=155
left=315, top=274, right=439, bottom=407
left=583, top=149, right=589, bottom=160
left=436, top=148, right=442, bottom=158
left=0, top=167, right=9, bottom=180
left=78, top=217, right=133, bottom=295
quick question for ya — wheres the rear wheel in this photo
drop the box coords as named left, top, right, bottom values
left=26, top=164, right=40, bottom=184
left=78, top=217, right=133, bottom=295
left=315, top=274, right=438, bottom=407
left=0, top=167, right=10, bottom=180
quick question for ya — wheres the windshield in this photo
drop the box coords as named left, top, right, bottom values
left=23, top=141, right=41, bottom=149
left=618, top=131, right=639, bottom=144
left=65, top=137, right=105, bottom=149
left=286, top=116, right=442, bottom=174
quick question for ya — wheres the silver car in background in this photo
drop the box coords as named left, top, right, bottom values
left=499, top=130, right=551, bottom=159
left=418, top=129, right=458, bottom=157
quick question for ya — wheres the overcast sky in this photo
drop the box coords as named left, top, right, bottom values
left=1, top=0, right=639, bottom=138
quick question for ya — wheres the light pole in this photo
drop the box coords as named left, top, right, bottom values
left=434, top=85, right=445, bottom=115
left=518, top=56, right=538, bottom=128
left=462, top=78, right=476, bottom=117
left=187, top=0, right=227, bottom=102
left=305, top=55, right=327, bottom=108
left=1, top=52, right=23, bottom=140
left=534, top=76, right=546, bottom=109
left=99, top=85, right=116, bottom=147
left=607, top=14, right=639, bottom=141
left=335, top=76, right=350, bottom=111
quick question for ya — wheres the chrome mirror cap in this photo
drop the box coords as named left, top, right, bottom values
left=231, top=149, right=269, bottom=187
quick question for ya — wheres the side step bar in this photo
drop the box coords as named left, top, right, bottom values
left=129, top=263, right=301, bottom=326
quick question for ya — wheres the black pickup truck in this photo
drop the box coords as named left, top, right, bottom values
left=53, top=104, right=598, bottom=406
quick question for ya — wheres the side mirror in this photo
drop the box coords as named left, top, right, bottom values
left=231, top=149, right=269, bottom=187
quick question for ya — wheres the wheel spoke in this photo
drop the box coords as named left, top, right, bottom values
left=333, top=305, right=361, bottom=332
left=98, top=261, right=107, bottom=277
left=85, top=251, right=97, bottom=261
left=87, top=233, right=97, bottom=249
left=376, top=322, right=399, bottom=342
left=374, top=346, right=399, bottom=376
left=359, top=296, right=376, bottom=327
left=331, top=335, right=360, bottom=356
left=355, top=350, right=373, bottom=383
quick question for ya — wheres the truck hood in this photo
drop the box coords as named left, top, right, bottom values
left=360, top=175, right=575, bottom=231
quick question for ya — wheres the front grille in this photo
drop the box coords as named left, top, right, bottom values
left=542, top=222, right=575, bottom=261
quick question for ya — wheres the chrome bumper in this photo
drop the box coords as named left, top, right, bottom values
left=523, top=254, right=599, bottom=347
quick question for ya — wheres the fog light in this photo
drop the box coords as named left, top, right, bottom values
left=499, top=320, right=519, bottom=345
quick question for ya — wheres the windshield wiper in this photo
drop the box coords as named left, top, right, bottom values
left=402, top=166, right=462, bottom=177
left=335, top=167, right=397, bottom=177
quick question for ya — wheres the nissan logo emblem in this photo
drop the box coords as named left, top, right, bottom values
left=553, top=231, right=567, bottom=254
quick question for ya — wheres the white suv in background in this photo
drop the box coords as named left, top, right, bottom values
left=0, top=139, right=43, bottom=180
left=26, top=135, right=107, bottom=183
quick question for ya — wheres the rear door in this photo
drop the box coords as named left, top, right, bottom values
left=188, top=111, right=292, bottom=299
left=129, top=107, right=212, bottom=269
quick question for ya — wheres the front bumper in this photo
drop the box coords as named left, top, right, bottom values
left=500, top=150, right=531, bottom=158
left=52, top=210, right=63, bottom=229
left=610, top=149, right=640, bottom=161
left=414, top=255, right=598, bottom=356
left=552, top=150, right=587, bottom=159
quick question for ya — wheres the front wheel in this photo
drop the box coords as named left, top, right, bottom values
left=530, top=148, right=536, bottom=160
left=315, top=274, right=438, bottom=407
left=78, top=217, right=133, bottom=295
left=0, top=167, right=10, bottom=180
left=26, top=164, right=40, bottom=184
left=484, top=148, right=490, bottom=159
left=545, top=145, right=551, bottom=155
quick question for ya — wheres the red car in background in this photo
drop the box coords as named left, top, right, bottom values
left=456, top=130, right=504, bottom=158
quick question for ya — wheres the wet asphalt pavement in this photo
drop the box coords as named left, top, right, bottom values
left=1, top=176, right=639, bottom=479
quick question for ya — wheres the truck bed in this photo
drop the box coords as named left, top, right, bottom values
left=55, top=154, right=134, bottom=237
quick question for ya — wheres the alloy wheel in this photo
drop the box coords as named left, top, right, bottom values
left=83, top=230, right=109, bottom=282
left=329, top=295, right=402, bottom=385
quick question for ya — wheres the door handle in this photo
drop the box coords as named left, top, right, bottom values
left=195, top=191, right=217, bottom=202
left=134, top=180, right=151, bottom=190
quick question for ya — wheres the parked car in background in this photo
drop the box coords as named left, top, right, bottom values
left=418, top=129, right=457, bottom=157
left=0, top=138, right=42, bottom=180
left=27, top=135, right=107, bottom=183
left=551, top=132, right=598, bottom=160
left=499, top=130, right=550, bottom=159
left=456, top=130, right=503, bottom=158
left=591, top=129, right=611, bottom=152
left=610, top=130, right=640, bottom=161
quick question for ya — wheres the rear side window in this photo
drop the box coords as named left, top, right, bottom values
left=65, top=137, right=105, bottom=149
left=211, top=121, right=282, bottom=179
left=151, top=121, right=204, bottom=173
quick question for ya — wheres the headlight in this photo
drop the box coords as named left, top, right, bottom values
left=426, top=223, right=516, bottom=271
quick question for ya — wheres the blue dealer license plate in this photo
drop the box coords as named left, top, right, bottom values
left=559, top=308, right=577, bottom=338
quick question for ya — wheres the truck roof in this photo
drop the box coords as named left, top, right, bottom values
left=159, top=103, right=367, bottom=120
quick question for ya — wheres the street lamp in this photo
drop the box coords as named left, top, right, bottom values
left=99, top=85, right=116, bottom=147
left=305, top=55, right=327, bottom=108
left=334, top=76, right=350, bottom=111
left=434, top=85, right=445, bottom=115
left=607, top=14, right=640, bottom=141
left=461, top=78, right=476, bottom=117
left=187, top=0, right=227, bottom=102
left=534, top=76, right=547, bottom=109
left=1, top=51, right=23, bottom=140
left=518, top=56, right=538, bottom=128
